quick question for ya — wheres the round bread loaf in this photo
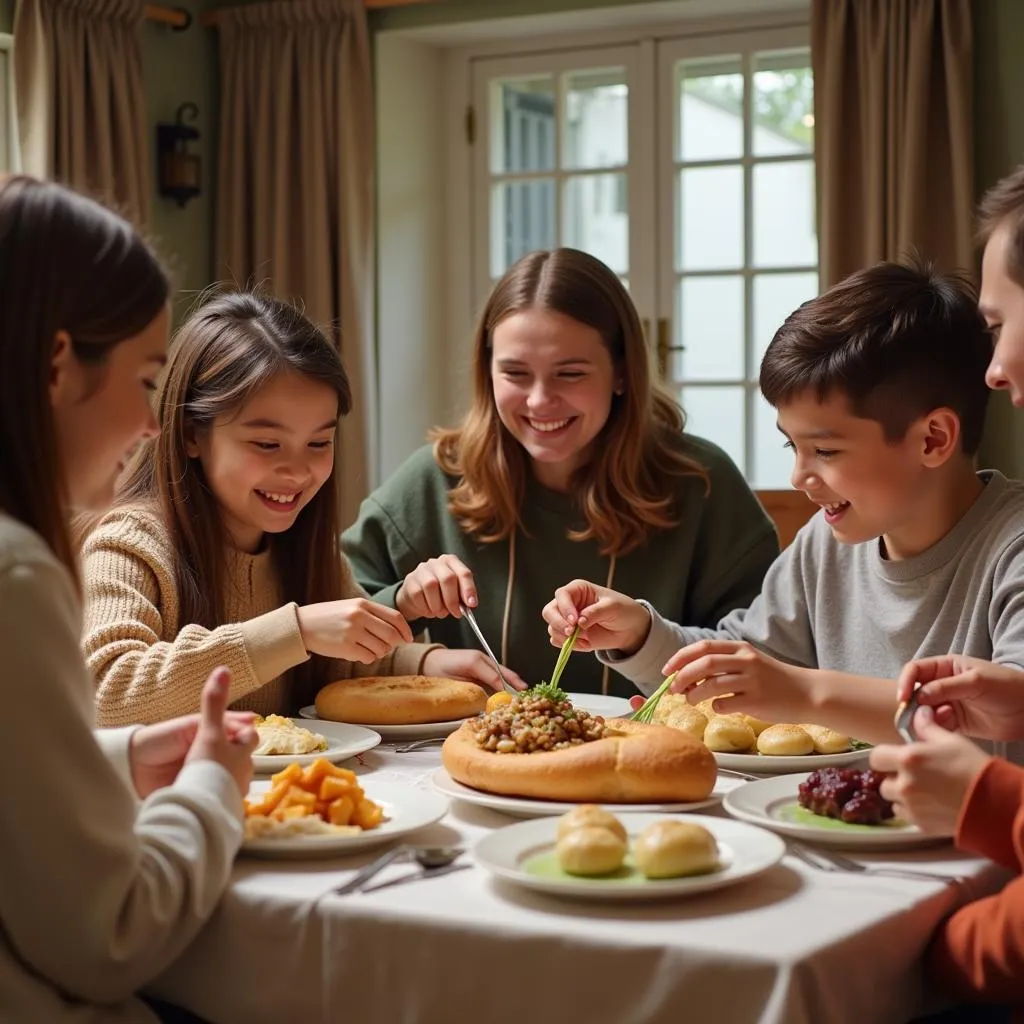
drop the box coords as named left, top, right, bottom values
left=315, top=676, right=488, bottom=725
left=441, top=719, right=716, bottom=803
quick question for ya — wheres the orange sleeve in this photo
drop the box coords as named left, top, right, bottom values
left=926, top=758, right=1024, bottom=1005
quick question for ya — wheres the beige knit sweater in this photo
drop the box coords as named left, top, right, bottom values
left=0, top=510, right=242, bottom=1023
left=82, top=506, right=437, bottom=726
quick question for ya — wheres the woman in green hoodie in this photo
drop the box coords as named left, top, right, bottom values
left=343, top=248, right=778, bottom=697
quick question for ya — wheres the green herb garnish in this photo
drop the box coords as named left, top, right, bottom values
left=849, top=738, right=873, bottom=751
left=631, top=673, right=677, bottom=723
left=528, top=625, right=581, bottom=705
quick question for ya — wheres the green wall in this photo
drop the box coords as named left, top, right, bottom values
left=141, top=2, right=219, bottom=312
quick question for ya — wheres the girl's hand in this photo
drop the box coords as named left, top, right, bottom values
left=396, top=555, right=477, bottom=620
left=298, top=598, right=414, bottom=662
left=896, top=655, right=1024, bottom=741
left=542, top=580, right=651, bottom=654
left=184, top=668, right=259, bottom=797
left=421, top=648, right=527, bottom=692
left=869, top=705, right=991, bottom=834
left=663, top=639, right=812, bottom=723
left=129, top=698, right=256, bottom=799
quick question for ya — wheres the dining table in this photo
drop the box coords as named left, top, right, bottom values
left=150, top=740, right=1010, bottom=1024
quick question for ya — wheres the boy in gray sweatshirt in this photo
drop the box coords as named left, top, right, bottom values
left=544, top=259, right=1024, bottom=753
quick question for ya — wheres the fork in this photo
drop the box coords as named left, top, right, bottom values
left=460, top=604, right=518, bottom=695
left=788, top=841, right=963, bottom=883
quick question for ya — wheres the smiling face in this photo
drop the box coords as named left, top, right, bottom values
left=777, top=389, right=965, bottom=557
left=187, top=370, right=339, bottom=552
left=981, top=222, right=1024, bottom=406
left=51, top=306, right=169, bottom=511
left=490, top=307, right=619, bottom=491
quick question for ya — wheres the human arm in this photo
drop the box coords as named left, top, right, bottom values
left=0, top=554, right=246, bottom=1003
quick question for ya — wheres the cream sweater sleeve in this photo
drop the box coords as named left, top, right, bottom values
left=82, top=509, right=309, bottom=726
left=0, top=540, right=243, bottom=1005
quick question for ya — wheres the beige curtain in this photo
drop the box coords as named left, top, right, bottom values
left=216, top=0, right=375, bottom=524
left=812, top=0, right=973, bottom=286
left=13, top=0, right=149, bottom=223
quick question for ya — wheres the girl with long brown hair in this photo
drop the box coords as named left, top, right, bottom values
left=0, top=174, right=256, bottom=1023
left=343, top=248, right=778, bottom=697
left=84, top=292, right=500, bottom=727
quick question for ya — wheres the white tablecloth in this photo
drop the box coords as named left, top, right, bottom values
left=152, top=744, right=1008, bottom=1024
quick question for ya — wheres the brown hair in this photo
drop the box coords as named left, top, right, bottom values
left=760, top=257, right=991, bottom=455
left=0, top=175, right=168, bottom=577
left=977, top=165, right=1024, bottom=285
left=115, top=291, right=352, bottom=693
left=432, top=248, right=708, bottom=556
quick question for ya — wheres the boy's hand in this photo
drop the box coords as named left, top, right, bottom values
left=869, top=705, right=991, bottom=834
left=896, top=655, right=1024, bottom=742
left=543, top=580, right=651, bottom=654
left=663, top=639, right=811, bottom=722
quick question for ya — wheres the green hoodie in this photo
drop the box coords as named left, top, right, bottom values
left=342, top=436, right=779, bottom=698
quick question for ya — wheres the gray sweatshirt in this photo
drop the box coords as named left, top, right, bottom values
left=603, top=472, right=1024, bottom=759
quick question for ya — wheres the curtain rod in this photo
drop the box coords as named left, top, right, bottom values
left=144, top=0, right=437, bottom=29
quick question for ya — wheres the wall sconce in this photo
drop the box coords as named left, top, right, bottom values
left=156, top=102, right=201, bottom=208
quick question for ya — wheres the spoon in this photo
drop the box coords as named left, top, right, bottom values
left=894, top=686, right=922, bottom=743
left=331, top=844, right=463, bottom=896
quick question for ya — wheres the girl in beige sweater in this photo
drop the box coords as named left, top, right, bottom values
left=0, top=175, right=256, bottom=1022
left=83, top=291, right=502, bottom=726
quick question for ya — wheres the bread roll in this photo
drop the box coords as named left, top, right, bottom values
left=739, top=713, right=773, bottom=737
left=556, top=826, right=627, bottom=876
left=556, top=805, right=627, bottom=843
left=703, top=714, right=756, bottom=753
left=442, top=719, right=717, bottom=803
left=799, top=723, right=852, bottom=755
left=756, top=723, right=814, bottom=756
left=652, top=693, right=694, bottom=726
left=315, top=676, right=487, bottom=725
left=633, top=820, right=719, bottom=879
left=664, top=705, right=709, bottom=743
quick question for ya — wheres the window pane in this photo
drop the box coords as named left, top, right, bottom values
left=676, top=275, right=744, bottom=381
left=752, top=161, right=817, bottom=268
left=490, top=179, right=556, bottom=278
left=677, top=58, right=743, bottom=162
left=678, top=166, right=743, bottom=271
left=563, top=174, right=628, bottom=274
left=753, top=272, right=819, bottom=367
left=753, top=53, right=813, bottom=157
left=491, top=77, right=556, bottom=174
left=680, top=386, right=746, bottom=471
left=563, top=68, right=627, bottom=170
left=753, top=391, right=793, bottom=489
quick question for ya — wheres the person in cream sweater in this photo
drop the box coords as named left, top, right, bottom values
left=0, top=175, right=255, bottom=1022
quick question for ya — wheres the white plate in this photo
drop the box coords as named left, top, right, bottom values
left=723, top=772, right=950, bottom=849
left=474, top=813, right=785, bottom=902
left=241, top=780, right=449, bottom=858
left=252, top=719, right=381, bottom=774
left=431, top=767, right=723, bottom=819
left=296, top=691, right=629, bottom=739
left=297, top=707, right=467, bottom=740
left=715, top=746, right=871, bottom=775
left=565, top=693, right=631, bottom=719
